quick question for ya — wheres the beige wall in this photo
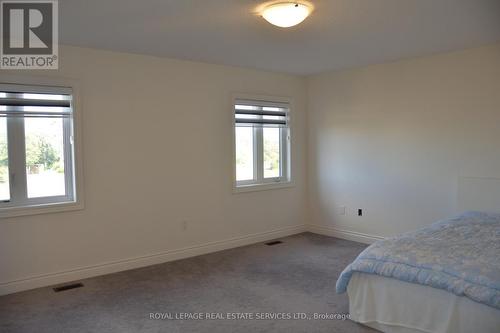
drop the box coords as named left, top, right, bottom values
left=2, top=42, right=500, bottom=294
left=307, top=43, right=500, bottom=238
left=0, top=46, right=308, bottom=294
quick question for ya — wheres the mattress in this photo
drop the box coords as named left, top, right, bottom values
left=337, top=211, right=500, bottom=309
left=347, top=272, right=500, bottom=333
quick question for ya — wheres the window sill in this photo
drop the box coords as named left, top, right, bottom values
left=233, top=181, right=295, bottom=194
left=0, top=200, right=84, bottom=219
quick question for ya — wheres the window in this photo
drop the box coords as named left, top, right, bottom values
left=234, top=97, right=291, bottom=190
left=0, top=83, right=78, bottom=214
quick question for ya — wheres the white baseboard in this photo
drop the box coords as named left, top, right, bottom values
left=307, top=224, right=384, bottom=244
left=0, top=224, right=306, bottom=296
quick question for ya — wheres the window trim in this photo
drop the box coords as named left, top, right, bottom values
left=231, top=93, right=293, bottom=193
left=0, top=75, right=84, bottom=218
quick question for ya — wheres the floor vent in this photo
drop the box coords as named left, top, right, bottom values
left=53, top=283, right=84, bottom=292
left=265, top=240, right=283, bottom=246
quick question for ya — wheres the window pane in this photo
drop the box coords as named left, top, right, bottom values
left=263, top=127, right=281, bottom=178
left=235, top=126, right=254, bottom=181
left=25, top=117, right=66, bottom=198
left=0, top=118, right=10, bottom=201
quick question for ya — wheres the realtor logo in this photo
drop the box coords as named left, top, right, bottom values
left=1, top=0, right=58, bottom=69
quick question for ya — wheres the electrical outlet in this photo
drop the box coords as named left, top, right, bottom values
left=181, top=220, right=188, bottom=231
left=334, top=206, right=346, bottom=215
left=358, top=209, right=363, bottom=217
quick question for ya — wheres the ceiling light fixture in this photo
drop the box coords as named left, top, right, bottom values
left=261, top=2, right=311, bottom=28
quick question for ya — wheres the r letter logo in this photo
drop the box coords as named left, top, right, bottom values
left=1, top=0, right=58, bottom=69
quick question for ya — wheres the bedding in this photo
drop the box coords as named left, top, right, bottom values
left=347, top=272, right=500, bottom=333
left=336, top=211, right=500, bottom=309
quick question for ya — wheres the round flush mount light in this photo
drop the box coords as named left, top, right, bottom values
left=261, top=2, right=311, bottom=28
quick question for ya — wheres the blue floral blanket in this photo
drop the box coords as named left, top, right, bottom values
left=336, top=211, right=500, bottom=309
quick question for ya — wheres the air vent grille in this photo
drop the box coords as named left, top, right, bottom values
left=265, top=240, right=283, bottom=246
left=53, top=283, right=84, bottom=292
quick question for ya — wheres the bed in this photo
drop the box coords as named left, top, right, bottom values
left=336, top=211, right=500, bottom=333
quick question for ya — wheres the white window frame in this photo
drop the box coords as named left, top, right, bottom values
left=0, top=75, right=84, bottom=218
left=232, top=93, right=293, bottom=193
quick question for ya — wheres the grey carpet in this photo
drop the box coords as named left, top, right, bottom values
left=0, top=232, right=376, bottom=333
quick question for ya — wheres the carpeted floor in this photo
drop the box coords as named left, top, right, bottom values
left=0, top=232, right=376, bottom=333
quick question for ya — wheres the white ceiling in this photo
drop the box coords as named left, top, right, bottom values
left=60, top=0, right=500, bottom=75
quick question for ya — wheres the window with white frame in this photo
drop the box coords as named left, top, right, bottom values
left=234, top=98, right=291, bottom=188
left=0, top=83, right=77, bottom=211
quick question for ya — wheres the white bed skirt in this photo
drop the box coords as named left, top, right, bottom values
left=347, top=272, right=500, bottom=333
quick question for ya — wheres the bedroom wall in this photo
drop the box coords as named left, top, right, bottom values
left=0, top=46, right=308, bottom=294
left=307, top=43, right=500, bottom=241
